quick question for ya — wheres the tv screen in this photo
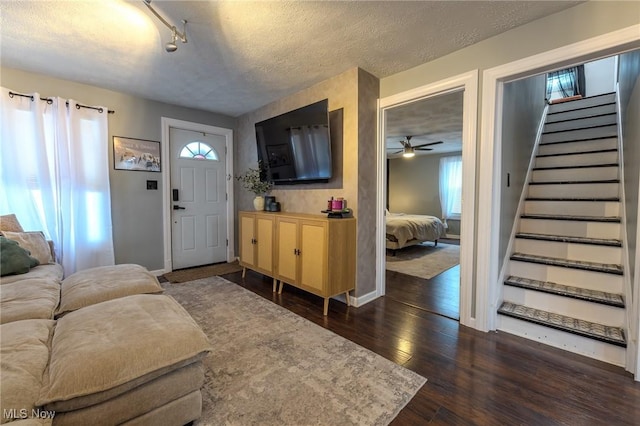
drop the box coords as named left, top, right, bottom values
left=255, top=99, right=332, bottom=184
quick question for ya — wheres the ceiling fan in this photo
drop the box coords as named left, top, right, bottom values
left=386, top=136, right=444, bottom=158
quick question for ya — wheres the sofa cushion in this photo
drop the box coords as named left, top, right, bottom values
left=0, top=214, right=25, bottom=232
left=49, top=362, right=204, bottom=424
left=0, top=264, right=64, bottom=286
left=0, top=279, right=61, bottom=324
left=2, top=232, right=53, bottom=266
left=56, top=264, right=163, bottom=316
left=0, top=320, right=56, bottom=425
left=0, top=236, right=39, bottom=277
left=37, top=294, right=212, bottom=410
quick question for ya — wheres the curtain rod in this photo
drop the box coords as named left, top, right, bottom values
left=8, top=91, right=115, bottom=114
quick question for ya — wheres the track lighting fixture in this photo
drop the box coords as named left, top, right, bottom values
left=143, top=0, right=187, bottom=52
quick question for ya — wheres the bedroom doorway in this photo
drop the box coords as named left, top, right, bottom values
left=376, top=71, right=478, bottom=327
left=384, top=92, right=463, bottom=320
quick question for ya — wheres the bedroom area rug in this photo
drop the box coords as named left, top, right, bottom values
left=162, top=276, right=427, bottom=426
left=386, top=242, right=459, bottom=280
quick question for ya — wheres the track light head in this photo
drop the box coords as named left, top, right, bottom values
left=165, top=42, right=178, bottom=52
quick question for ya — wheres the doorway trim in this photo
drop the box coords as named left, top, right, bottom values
left=376, top=69, right=479, bottom=328
left=161, top=117, right=234, bottom=273
left=477, top=24, right=640, bottom=372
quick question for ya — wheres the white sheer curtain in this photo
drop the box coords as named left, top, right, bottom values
left=439, top=155, right=462, bottom=228
left=0, top=87, right=114, bottom=274
left=289, top=125, right=331, bottom=178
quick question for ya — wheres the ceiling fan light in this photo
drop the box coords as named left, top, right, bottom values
left=402, top=146, right=415, bottom=158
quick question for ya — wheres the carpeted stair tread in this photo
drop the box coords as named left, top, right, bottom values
left=521, top=213, right=620, bottom=222
left=533, top=163, right=618, bottom=171
left=526, top=197, right=619, bottom=202
left=536, top=148, right=617, bottom=158
left=504, top=276, right=624, bottom=307
left=529, top=179, right=619, bottom=185
left=515, top=232, right=621, bottom=247
left=498, top=301, right=626, bottom=347
left=510, top=253, right=623, bottom=275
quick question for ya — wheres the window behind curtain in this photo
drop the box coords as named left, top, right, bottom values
left=439, top=155, right=462, bottom=223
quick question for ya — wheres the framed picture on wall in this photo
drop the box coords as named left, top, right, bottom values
left=113, top=136, right=161, bottom=172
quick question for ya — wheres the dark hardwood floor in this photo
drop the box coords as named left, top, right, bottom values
left=385, top=265, right=460, bottom=320
left=221, top=269, right=640, bottom=425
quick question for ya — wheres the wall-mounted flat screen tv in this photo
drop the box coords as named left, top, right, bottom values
left=255, top=99, right=332, bottom=185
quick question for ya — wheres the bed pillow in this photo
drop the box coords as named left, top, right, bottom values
left=3, top=231, right=53, bottom=265
left=0, top=214, right=25, bottom=232
left=0, top=236, right=40, bottom=276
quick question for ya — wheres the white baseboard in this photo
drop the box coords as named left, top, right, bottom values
left=344, top=289, right=380, bottom=308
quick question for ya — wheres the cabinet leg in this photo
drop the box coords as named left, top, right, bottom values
left=272, top=278, right=277, bottom=293
left=242, top=267, right=246, bottom=278
left=278, top=281, right=284, bottom=295
left=345, top=292, right=351, bottom=307
left=323, top=298, right=329, bottom=316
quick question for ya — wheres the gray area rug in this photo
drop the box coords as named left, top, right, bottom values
left=386, top=242, right=460, bottom=279
left=163, top=276, right=426, bottom=426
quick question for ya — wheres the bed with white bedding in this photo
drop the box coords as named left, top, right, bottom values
left=385, top=212, right=447, bottom=252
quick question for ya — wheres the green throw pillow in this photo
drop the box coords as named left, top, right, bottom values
left=0, top=236, right=40, bottom=276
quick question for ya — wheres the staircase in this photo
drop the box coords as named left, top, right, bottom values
left=497, top=93, right=628, bottom=366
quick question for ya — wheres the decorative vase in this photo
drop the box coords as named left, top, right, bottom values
left=253, top=196, right=265, bottom=211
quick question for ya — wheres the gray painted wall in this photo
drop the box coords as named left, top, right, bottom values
left=499, top=75, right=547, bottom=272
left=619, top=51, right=640, bottom=291
left=388, top=152, right=462, bottom=236
left=0, top=67, right=236, bottom=271
left=381, top=2, right=640, bottom=98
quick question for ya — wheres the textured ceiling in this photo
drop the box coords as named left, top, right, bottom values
left=386, top=91, right=463, bottom=158
left=0, top=0, right=581, bottom=118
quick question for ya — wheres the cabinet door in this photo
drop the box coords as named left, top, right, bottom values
left=255, top=216, right=274, bottom=273
left=239, top=213, right=255, bottom=267
left=276, top=218, right=298, bottom=284
left=299, top=221, right=326, bottom=292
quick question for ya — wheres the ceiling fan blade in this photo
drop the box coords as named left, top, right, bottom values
left=412, top=141, right=444, bottom=149
left=415, top=148, right=433, bottom=151
left=386, top=149, right=403, bottom=155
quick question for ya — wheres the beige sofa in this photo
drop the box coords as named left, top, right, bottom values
left=1, top=217, right=212, bottom=426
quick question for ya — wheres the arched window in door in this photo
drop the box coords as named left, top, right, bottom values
left=179, top=141, right=219, bottom=160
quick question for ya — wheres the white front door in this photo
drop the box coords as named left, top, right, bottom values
left=170, top=128, right=227, bottom=270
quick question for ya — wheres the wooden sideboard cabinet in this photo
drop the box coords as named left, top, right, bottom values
left=238, top=211, right=277, bottom=291
left=238, top=211, right=356, bottom=315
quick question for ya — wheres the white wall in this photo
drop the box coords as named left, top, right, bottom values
left=585, top=56, right=617, bottom=96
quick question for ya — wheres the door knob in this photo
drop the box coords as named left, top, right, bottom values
left=173, top=205, right=186, bottom=210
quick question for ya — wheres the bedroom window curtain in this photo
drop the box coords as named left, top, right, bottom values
left=439, top=155, right=462, bottom=227
left=0, top=87, right=114, bottom=275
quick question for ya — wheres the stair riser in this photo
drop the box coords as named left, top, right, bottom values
left=497, top=316, right=625, bottom=366
left=541, top=125, right=617, bottom=144
left=543, top=114, right=617, bottom=133
left=523, top=200, right=620, bottom=217
left=537, top=138, right=617, bottom=156
left=513, top=238, right=621, bottom=265
left=503, top=286, right=625, bottom=324
left=535, top=151, right=618, bottom=168
left=509, top=260, right=623, bottom=293
left=548, top=94, right=616, bottom=113
left=519, top=218, right=621, bottom=240
left=546, top=103, right=616, bottom=123
left=531, top=166, right=618, bottom=183
left=528, top=183, right=618, bottom=199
